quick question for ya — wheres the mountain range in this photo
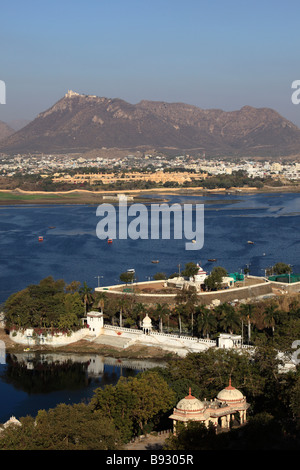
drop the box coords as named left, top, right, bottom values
left=1, top=90, right=300, bottom=157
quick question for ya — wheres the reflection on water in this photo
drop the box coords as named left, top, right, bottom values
left=0, top=353, right=165, bottom=423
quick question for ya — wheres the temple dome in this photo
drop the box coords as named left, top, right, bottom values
left=142, top=314, right=152, bottom=327
left=176, top=389, right=204, bottom=412
left=217, top=379, right=244, bottom=404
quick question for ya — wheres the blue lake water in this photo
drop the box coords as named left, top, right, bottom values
left=0, top=354, right=141, bottom=423
left=0, top=192, right=299, bottom=303
left=0, top=191, right=299, bottom=423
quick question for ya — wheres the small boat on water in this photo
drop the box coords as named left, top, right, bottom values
left=38, top=236, right=43, bottom=242
left=151, top=260, right=159, bottom=264
left=107, top=238, right=113, bottom=244
left=247, top=241, right=254, bottom=244
left=48, top=226, right=56, bottom=229
left=208, top=259, right=217, bottom=262
left=127, top=268, right=135, bottom=273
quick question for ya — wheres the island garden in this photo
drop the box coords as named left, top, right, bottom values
left=1, top=263, right=300, bottom=450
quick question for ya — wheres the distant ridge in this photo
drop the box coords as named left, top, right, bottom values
left=0, top=120, right=14, bottom=142
left=1, top=90, right=300, bottom=157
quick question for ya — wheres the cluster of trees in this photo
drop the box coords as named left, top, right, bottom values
left=1, top=272, right=300, bottom=450
left=196, top=170, right=291, bottom=190
left=4, top=268, right=300, bottom=353
left=0, top=403, right=121, bottom=450
left=91, top=284, right=300, bottom=353
left=3, top=276, right=92, bottom=332
left=0, top=370, right=175, bottom=450
left=266, top=262, right=293, bottom=276
left=160, top=347, right=300, bottom=450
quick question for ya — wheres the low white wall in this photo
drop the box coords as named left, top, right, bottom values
left=9, top=327, right=90, bottom=347
left=103, top=324, right=216, bottom=355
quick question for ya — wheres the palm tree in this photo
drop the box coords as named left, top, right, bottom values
left=117, top=296, right=130, bottom=327
left=239, top=303, right=255, bottom=344
left=175, top=287, right=198, bottom=335
left=174, top=304, right=185, bottom=336
left=196, top=306, right=217, bottom=339
left=154, top=303, right=170, bottom=333
left=132, top=302, right=147, bottom=328
left=79, top=282, right=94, bottom=315
left=95, top=292, right=107, bottom=314
left=216, top=303, right=240, bottom=334
left=263, top=303, right=279, bottom=336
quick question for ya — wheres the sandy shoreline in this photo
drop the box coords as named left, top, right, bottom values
left=0, top=184, right=299, bottom=205
left=0, top=327, right=172, bottom=360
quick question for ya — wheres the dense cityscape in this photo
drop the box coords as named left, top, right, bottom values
left=1, top=152, right=299, bottom=181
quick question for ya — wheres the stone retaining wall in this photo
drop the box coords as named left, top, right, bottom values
left=269, top=280, right=300, bottom=294
left=96, top=277, right=273, bottom=306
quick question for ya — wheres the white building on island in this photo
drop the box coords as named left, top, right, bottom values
left=86, top=311, right=104, bottom=336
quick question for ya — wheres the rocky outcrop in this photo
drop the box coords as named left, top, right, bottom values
left=1, top=91, right=300, bottom=156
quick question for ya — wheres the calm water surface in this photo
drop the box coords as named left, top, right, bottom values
left=0, top=192, right=299, bottom=303
left=0, top=192, right=299, bottom=422
left=0, top=353, right=158, bottom=423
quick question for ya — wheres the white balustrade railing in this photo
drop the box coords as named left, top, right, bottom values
left=104, top=324, right=216, bottom=345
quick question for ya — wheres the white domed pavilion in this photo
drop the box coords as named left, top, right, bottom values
left=169, top=381, right=250, bottom=435
left=142, top=313, right=152, bottom=334
left=176, top=389, right=204, bottom=413
left=217, top=378, right=245, bottom=405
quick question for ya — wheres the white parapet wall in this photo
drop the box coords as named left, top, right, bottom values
left=9, top=327, right=90, bottom=347
left=103, top=325, right=216, bottom=356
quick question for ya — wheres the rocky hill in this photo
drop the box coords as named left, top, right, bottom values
left=0, top=120, right=15, bottom=142
left=1, top=90, right=300, bottom=157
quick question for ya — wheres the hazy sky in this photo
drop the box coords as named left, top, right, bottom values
left=1, top=0, right=300, bottom=126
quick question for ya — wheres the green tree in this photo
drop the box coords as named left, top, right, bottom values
left=79, top=281, right=94, bottom=315
left=152, top=303, right=170, bottom=333
left=0, top=404, right=121, bottom=450
left=204, top=266, right=227, bottom=291
left=196, top=306, right=217, bottom=338
left=181, top=262, right=199, bottom=279
left=239, top=303, right=256, bottom=344
left=90, top=371, right=175, bottom=441
left=263, top=303, right=279, bottom=336
left=131, top=302, right=147, bottom=327
left=272, top=263, right=292, bottom=275
left=119, top=272, right=135, bottom=285
left=215, top=303, right=241, bottom=334
left=175, top=287, right=198, bottom=335
left=153, top=272, right=167, bottom=280
left=4, top=276, right=67, bottom=329
left=117, top=296, right=131, bottom=327
left=93, top=291, right=107, bottom=314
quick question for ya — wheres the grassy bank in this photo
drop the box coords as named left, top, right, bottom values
left=0, top=184, right=299, bottom=205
